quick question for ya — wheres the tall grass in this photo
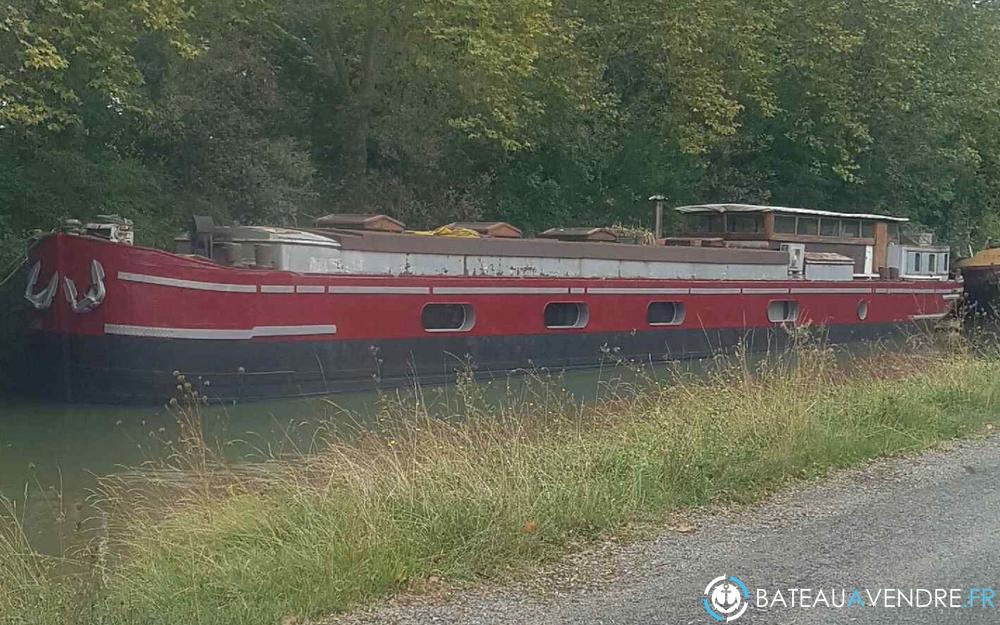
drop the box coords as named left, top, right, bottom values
left=3, top=341, right=1000, bottom=625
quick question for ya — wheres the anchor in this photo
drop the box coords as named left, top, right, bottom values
left=63, top=259, right=107, bottom=314
left=24, top=261, right=59, bottom=310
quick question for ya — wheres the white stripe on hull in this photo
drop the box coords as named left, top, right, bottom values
left=105, top=324, right=337, bottom=340
left=432, top=286, right=569, bottom=295
left=328, top=286, right=431, bottom=295
left=690, top=288, right=742, bottom=295
left=118, top=272, right=257, bottom=293
left=876, top=288, right=941, bottom=295
left=741, top=288, right=791, bottom=295
left=790, top=287, right=872, bottom=294
left=587, top=287, right=690, bottom=295
left=910, top=313, right=949, bottom=321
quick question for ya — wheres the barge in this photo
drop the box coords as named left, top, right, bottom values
left=20, top=202, right=960, bottom=403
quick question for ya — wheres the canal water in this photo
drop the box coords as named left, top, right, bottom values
left=0, top=393, right=360, bottom=555
left=0, top=364, right=642, bottom=556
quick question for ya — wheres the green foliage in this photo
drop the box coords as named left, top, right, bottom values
left=3, top=0, right=1000, bottom=239
left=0, top=0, right=198, bottom=131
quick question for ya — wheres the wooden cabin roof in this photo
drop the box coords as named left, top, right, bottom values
left=447, top=222, right=523, bottom=238
left=314, top=213, right=405, bottom=232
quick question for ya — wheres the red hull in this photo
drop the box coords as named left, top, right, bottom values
left=21, top=234, right=961, bottom=403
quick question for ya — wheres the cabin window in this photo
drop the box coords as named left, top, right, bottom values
left=912, top=252, right=922, bottom=273
left=768, top=300, right=799, bottom=324
left=647, top=302, right=686, bottom=326
left=861, top=221, right=876, bottom=238
left=775, top=216, right=797, bottom=234
left=928, top=254, right=937, bottom=273
left=544, top=303, right=589, bottom=329
left=941, top=253, right=950, bottom=273
left=727, top=215, right=761, bottom=233
left=687, top=214, right=724, bottom=234
left=888, top=223, right=901, bottom=243
left=842, top=220, right=861, bottom=237
left=857, top=301, right=869, bottom=321
left=797, top=218, right=819, bottom=236
left=820, top=219, right=839, bottom=237
left=422, top=304, right=475, bottom=332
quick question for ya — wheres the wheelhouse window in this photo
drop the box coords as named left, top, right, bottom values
left=544, top=303, right=589, bottom=329
left=861, top=221, right=876, bottom=238
left=774, top=216, right=797, bottom=234
left=768, top=301, right=799, bottom=324
left=888, top=223, right=901, bottom=243
left=686, top=214, right=724, bottom=234
left=842, top=219, right=861, bottom=238
left=727, top=215, right=761, bottom=233
left=422, top=304, right=475, bottom=332
left=820, top=219, right=839, bottom=237
left=647, top=302, right=686, bottom=326
left=796, top=218, right=819, bottom=236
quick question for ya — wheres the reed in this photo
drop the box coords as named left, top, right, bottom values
left=3, top=339, right=999, bottom=625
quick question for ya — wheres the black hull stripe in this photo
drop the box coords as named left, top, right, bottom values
left=21, top=323, right=924, bottom=404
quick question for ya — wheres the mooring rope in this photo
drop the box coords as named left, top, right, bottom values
left=0, top=253, right=27, bottom=289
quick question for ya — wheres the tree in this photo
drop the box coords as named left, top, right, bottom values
left=0, top=0, right=197, bottom=132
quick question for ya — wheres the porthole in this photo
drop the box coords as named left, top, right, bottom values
left=422, top=303, right=475, bottom=332
left=647, top=302, right=686, bottom=326
left=857, top=300, right=869, bottom=321
left=544, top=302, right=589, bottom=329
left=767, top=300, right=799, bottom=324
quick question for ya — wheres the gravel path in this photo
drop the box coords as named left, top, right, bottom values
left=329, top=432, right=1000, bottom=625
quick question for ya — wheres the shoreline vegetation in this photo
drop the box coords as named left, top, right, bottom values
left=4, top=338, right=1000, bottom=625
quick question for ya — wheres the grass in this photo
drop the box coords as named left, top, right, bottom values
left=3, top=339, right=1000, bottom=625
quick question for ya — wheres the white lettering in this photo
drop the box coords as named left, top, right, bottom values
left=884, top=589, right=896, bottom=609
left=935, top=588, right=948, bottom=608
left=831, top=588, right=846, bottom=608
left=771, top=589, right=787, bottom=609
left=867, top=589, right=883, bottom=607
left=916, top=589, right=933, bottom=608
left=950, top=589, right=963, bottom=608
left=799, top=588, right=812, bottom=607
left=756, top=589, right=769, bottom=608
left=814, top=589, right=830, bottom=608
left=898, top=589, right=913, bottom=608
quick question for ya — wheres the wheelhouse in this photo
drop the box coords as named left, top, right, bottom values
left=672, top=204, right=950, bottom=280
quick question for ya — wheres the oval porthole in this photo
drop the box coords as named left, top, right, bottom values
left=647, top=301, right=686, bottom=326
left=857, top=300, right=869, bottom=321
left=422, top=303, right=475, bottom=332
left=767, top=300, right=799, bottom=324
left=544, top=302, right=589, bottom=329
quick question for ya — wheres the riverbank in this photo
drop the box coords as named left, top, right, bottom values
left=4, top=341, right=1000, bottom=625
